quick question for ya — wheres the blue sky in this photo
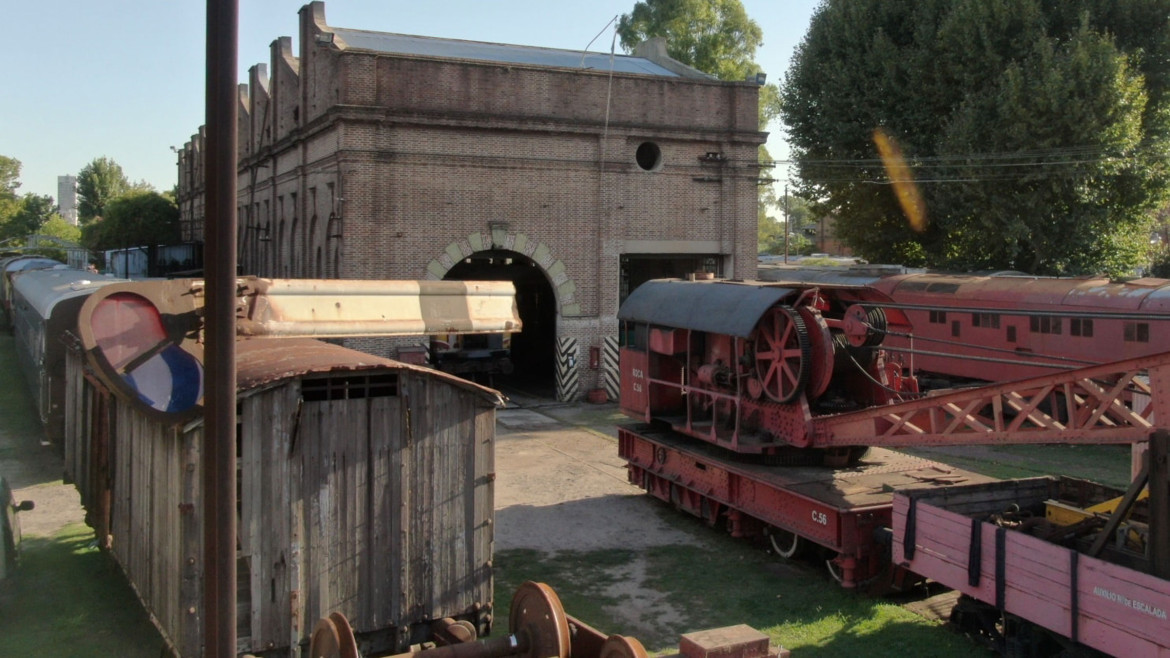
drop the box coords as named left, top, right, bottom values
left=2, top=1, right=820, bottom=201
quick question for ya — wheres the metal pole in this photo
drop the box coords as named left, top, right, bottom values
left=204, top=0, right=238, bottom=654
left=783, top=184, right=789, bottom=264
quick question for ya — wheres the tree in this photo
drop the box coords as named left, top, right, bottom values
left=781, top=0, right=1170, bottom=276
left=77, top=157, right=129, bottom=225
left=1, top=194, right=57, bottom=241
left=37, top=215, right=82, bottom=245
left=618, top=0, right=779, bottom=123
left=759, top=191, right=814, bottom=256
left=82, top=191, right=179, bottom=253
left=619, top=0, right=783, bottom=253
left=25, top=216, right=82, bottom=263
left=0, top=155, right=21, bottom=227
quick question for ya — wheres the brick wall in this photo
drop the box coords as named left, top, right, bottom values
left=178, top=1, right=765, bottom=396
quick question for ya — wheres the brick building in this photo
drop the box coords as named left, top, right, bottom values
left=176, top=2, right=765, bottom=400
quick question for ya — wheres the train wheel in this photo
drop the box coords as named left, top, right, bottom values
left=599, top=635, right=649, bottom=658
left=753, top=305, right=810, bottom=403
left=510, top=581, right=572, bottom=658
left=308, top=611, right=360, bottom=658
left=767, top=526, right=806, bottom=559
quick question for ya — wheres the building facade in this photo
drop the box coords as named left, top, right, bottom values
left=176, top=2, right=765, bottom=399
left=57, top=174, right=78, bottom=225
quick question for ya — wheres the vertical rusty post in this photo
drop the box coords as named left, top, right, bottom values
left=1150, top=430, right=1169, bottom=579
left=204, top=0, right=238, bottom=655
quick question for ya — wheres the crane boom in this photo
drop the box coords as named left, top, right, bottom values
left=814, top=350, right=1170, bottom=448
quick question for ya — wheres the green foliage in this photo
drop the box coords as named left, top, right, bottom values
left=1151, top=243, right=1170, bottom=277
left=1, top=194, right=56, bottom=241
left=781, top=0, right=1170, bottom=276
left=76, top=156, right=129, bottom=225
left=28, top=216, right=83, bottom=262
left=37, top=216, right=82, bottom=245
left=82, top=191, right=179, bottom=252
left=618, top=0, right=763, bottom=79
left=759, top=191, right=816, bottom=256
left=617, top=0, right=780, bottom=128
left=0, top=155, right=22, bottom=228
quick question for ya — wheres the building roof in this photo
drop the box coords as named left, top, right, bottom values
left=332, top=28, right=683, bottom=77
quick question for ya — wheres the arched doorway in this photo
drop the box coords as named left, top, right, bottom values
left=443, top=250, right=557, bottom=393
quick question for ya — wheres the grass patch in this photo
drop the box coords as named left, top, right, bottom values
left=0, top=522, right=164, bottom=656
left=904, top=443, right=1133, bottom=489
left=0, top=334, right=41, bottom=439
left=494, top=530, right=989, bottom=656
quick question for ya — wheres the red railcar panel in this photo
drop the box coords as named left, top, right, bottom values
left=619, top=423, right=995, bottom=588
left=894, top=478, right=1170, bottom=656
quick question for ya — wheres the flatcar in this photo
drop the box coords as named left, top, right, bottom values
left=759, top=264, right=1170, bottom=385
left=9, top=266, right=126, bottom=448
left=616, top=275, right=1170, bottom=605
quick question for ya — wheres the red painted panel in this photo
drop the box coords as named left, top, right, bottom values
left=894, top=490, right=1170, bottom=655
left=619, top=348, right=649, bottom=419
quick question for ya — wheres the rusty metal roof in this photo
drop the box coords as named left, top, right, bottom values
left=618, top=279, right=798, bottom=338
left=331, top=28, right=682, bottom=77
left=236, top=338, right=504, bottom=406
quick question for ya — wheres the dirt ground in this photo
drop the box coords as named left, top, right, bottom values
left=493, top=401, right=701, bottom=554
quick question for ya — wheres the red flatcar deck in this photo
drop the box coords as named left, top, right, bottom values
left=618, top=423, right=997, bottom=587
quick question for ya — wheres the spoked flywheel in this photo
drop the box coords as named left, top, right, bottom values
left=753, top=305, right=811, bottom=403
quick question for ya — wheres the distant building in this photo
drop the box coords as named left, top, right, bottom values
left=57, top=175, right=78, bottom=225
left=177, top=1, right=765, bottom=400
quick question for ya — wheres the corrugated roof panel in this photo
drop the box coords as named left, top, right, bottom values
left=619, top=279, right=796, bottom=338
left=332, top=28, right=681, bottom=77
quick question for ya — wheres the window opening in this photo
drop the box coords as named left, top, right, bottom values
left=302, top=373, right=399, bottom=401
left=635, top=142, right=663, bottom=171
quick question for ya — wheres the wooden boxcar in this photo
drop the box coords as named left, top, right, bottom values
left=64, top=337, right=502, bottom=657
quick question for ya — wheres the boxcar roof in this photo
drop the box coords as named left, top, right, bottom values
left=237, top=338, right=505, bottom=406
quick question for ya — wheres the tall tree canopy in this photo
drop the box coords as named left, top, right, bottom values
left=82, top=191, right=179, bottom=252
left=781, top=0, right=1170, bottom=275
left=618, top=0, right=780, bottom=127
left=0, top=155, right=22, bottom=227
left=2, top=194, right=57, bottom=241
left=77, top=156, right=129, bottom=225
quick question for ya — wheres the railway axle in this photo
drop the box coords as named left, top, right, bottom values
left=308, top=582, right=787, bottom=658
